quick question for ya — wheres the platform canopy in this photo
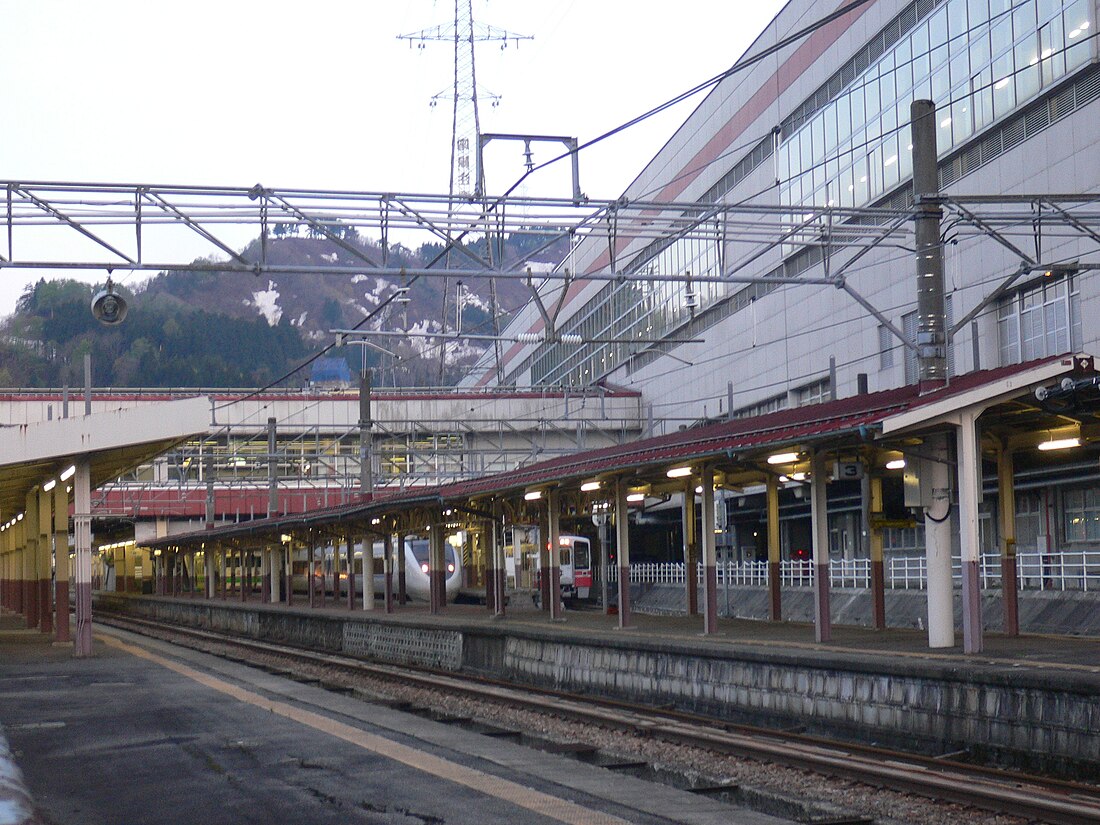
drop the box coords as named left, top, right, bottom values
left=0, top=396, right=211, bottom=520
left=146, top=354, right=1099, bottom=551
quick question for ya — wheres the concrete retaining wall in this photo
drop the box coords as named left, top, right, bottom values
left=97, top=594, right=1100, bottom=777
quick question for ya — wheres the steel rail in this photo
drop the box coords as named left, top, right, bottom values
left=98, top=610, right=1100, bottom=825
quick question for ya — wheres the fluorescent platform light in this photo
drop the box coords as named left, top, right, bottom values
left=666, top=466, right=693, bottom=478
left=1038, top=437, right=1080, bottom=451
left=767, top=452, right=799, bottom=465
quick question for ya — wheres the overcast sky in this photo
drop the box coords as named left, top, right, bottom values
left=0, top=0, right=786, bottom=315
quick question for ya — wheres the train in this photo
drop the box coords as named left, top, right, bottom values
left=531, top=534, right=594, bottom=607
left=290, top=535, right=462, bottom=602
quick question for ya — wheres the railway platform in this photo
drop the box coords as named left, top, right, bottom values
left=2, top=608, right=808, bottom=825
left=4, top=595, right=1100, bottom=822
left=89, top=592, right=1100, bottom=779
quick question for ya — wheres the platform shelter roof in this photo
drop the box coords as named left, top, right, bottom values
left=0, top=397, right=211, bottom=521
left=146, top=354, right=1094, bottom=550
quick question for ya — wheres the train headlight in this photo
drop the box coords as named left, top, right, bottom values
left=420, top=563, right=429, bottom=573
left=447, top=564, right=455, bottom=573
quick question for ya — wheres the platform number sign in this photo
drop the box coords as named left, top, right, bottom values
left=833, top=461, right=864, bottom=481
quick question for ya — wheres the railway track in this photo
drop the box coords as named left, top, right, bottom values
left=98, top=610, right=1100, bottom=825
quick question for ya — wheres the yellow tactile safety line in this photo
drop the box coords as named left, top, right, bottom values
left=100, top=634, right=635, bottom=825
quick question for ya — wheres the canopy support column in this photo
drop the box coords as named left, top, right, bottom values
left=383, top=533, right=395, bottom=613
left=682, top=482, right=698, bottom=616
left=362, top=537, right=375, bottom=611
left=73, top=460, right=93, bottom=657
left=429, top=520, right=445, bottom=615
left=997, top=438, right=1019, bottom=636
left=810, top=450, right=831, bottom=643
left=53, top=484, right=70, bottom=643
left=547, top=489, right=563, bottom=622
left=614, top=478, right=632, bottom=629
left=958, top=411, right=984, bottom=654
left=700, top=465, right=718, bottom=634
left=491, top=510, right=505, bottom=618
left=923, top=433, right=955, bottom=648
left=35, top=490, right=51, bottom=634
left=766, top=474, right=781, bottom=621
left=867, top=473, right=886, bottom=630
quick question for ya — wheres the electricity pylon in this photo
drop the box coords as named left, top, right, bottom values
left=398, top=1, right=531, bottom=383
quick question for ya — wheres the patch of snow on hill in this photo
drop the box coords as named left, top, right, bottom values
left=443, top=338, right=487, bottom=365
left=405, top=319, right=441, bottom=358
left=462, top=291, right=490, bottom=312
left=251, top=281, right=283, bottom=325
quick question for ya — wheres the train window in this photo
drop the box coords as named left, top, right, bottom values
left=559, top=545, right=572, bottom=566
left=408, top=539, right=458, bottom=569
left=573, top=540, right=591, bottom=569
left=410, top=540, right=429, bottom=564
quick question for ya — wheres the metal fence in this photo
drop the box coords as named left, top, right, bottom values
left=608, top=550, right=1100, bottom=592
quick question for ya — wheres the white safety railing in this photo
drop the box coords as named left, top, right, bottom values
left=603, top=549, right=1100, bottom=591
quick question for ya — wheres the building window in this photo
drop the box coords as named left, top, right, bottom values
left=779, top=0, right=1093, bottom=213
left=997, top=273, right=1080, bottom=365
left=1015, top=490, right=1044, bottom=552
left=883, top=524, right=925, bottom=554
left=733, top=392, right=788, bottom=419
left=796, top=378, right=831, bottom=406
left=1064, top=486, right=1100, bottom=543
left=879, top=324, right=896, bottom=370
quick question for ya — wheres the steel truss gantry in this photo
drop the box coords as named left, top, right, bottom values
left=2, top=180, right=1099, bottom=359
left=0, top=179, right=917, bottom=284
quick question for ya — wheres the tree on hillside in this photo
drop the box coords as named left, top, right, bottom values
left=1, top=278, right=310, bottom=388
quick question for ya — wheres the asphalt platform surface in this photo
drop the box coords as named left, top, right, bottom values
left=1, top=608, right=803, bottom=825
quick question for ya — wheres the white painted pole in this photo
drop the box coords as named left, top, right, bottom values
left=614, top=477, right=632, bottom=629
left=810, top=450, right=832, bottom=643
left=958, top=411, right=983, bottom=653
left=925, top=433, right=956, bottom=648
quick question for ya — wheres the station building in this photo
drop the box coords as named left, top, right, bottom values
left=462, top=0, right=1100, bottom=575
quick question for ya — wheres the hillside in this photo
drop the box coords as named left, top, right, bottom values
left=0, top=230, right=566, bottom=388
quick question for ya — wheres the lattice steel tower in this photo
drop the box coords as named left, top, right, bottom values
left=398, top=2, right=531, bottom=382
left=398, top=1, right=531, bottom=201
